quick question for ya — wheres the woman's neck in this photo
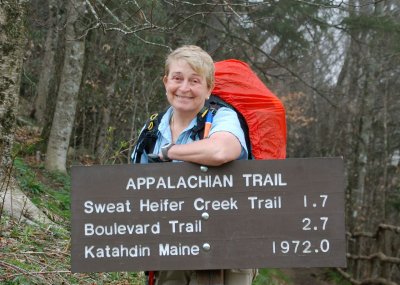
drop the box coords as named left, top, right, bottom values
left=170, top=109, right=198, bottom=142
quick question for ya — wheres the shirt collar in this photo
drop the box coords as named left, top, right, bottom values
left=158, top=107, right=198, bottom=141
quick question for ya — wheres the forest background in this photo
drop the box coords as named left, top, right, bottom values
left=0, top=0, right=399, bottom=284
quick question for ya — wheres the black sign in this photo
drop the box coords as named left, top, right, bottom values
left=71, top=158, right=346, bottom=272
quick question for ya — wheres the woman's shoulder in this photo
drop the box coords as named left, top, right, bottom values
left=213, top=106, right=239, bottom=121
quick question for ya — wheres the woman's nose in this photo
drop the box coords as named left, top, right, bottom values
left=178, top=80, right=190, bottom=92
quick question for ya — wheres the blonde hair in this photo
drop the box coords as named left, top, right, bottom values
left=165, top=45, right=215, bottom=89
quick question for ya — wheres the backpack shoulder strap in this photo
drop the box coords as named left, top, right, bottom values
left=208, top=95, right=252, bottom=159
left=189, top=104, right=220, bottom=141
left=132, top=112, right=164, bottom=163
left=134, top=107, right=212, bottom=163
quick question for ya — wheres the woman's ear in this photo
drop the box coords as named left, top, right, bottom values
left=163, top=76, right=169, bottom=96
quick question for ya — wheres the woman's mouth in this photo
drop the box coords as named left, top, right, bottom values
left=175, top=94, right=193, bottom=100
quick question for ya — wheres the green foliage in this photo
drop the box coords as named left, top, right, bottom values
left=243, top=0, right=331, bottom=55
left=0, top=216, right=144, bottom=284
left=13, top=158, right=71, bottom=221
left=1, top=152, right=145, bottom=284
left=12, top=127, right=43, bottom=156
left=253, top=268, right=291, bottom=285
left=47, top=168, right=71, bottom=190
left=5, top=275, right=36, bottom=285
left=343, top=14, right=400, bottom=52
left=14, top=158, right=44, bottom=194
left=323, top=270, right=352, bottom=285
left=343, top=15, right=400, bottom=34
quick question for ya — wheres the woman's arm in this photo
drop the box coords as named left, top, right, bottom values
left=162, top=107, right=247, bottom=166
left=165, top=131, right=242, bottom=166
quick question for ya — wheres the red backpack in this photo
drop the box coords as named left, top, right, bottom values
left=212, top=59, right=286, bottom=159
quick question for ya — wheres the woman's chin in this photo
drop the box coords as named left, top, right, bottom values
left=172, top=104, right=201, bottom=116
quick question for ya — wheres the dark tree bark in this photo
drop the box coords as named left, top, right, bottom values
left=0, top=0, right=52, bottom=224
left=0, top=1, right=25, bottom=171
left=34, top=0, right=60, bottom=125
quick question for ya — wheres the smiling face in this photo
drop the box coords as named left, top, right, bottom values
left=163, top=59, right=211, bottom=117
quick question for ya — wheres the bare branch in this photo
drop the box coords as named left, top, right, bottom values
left=336, top=268, right=398, bottom=285
left=348, top=223, right=400, bottom=239
left=0, top=260, right=29, bottom=275
left=201, top=14, right=339, bottom=107
left=85, top=0, right=100, bottom=23
left=378, top=223, right=400, bottom=234
left=222, top=0, right=243, bottom=20
left=95, top=0, right=135, bottom=31
left=346, top=252, right=400, bottom=264
left=83, top=0, right=171, bottom=50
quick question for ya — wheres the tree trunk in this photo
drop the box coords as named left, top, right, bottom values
left=0, top=1, right=52, bottom=225
left=45, top=0, right=86, bottom=173
left=96, top=34, right=122, bottom=162
left=34, top=0, right=60, bottom=125
left=0, top=1, right=24, bottom=171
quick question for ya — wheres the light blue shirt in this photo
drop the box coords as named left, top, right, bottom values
left=132, top=106, right=248, bottom=163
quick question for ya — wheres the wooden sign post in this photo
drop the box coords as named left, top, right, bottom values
left=71, top=158, right=346, bottom=273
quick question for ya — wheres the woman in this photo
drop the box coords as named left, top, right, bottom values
left=132, top=45, right=254, bottom=284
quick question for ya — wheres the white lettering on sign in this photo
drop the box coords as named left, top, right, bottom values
left=84, top=222, right=160, bottom=236
left=169, top=220, right=202, bottom=233
left=242, top=173, right=287, bottom=187
left=84, top=244, right=150, bottom=258
left=84, top=200, right=132, bottom=214
left=126, top=174, right=233, bottom=190
left=193, top=197, right=238, bottom=211
left=139, top=199, right=184, bottom=212
left=159, top=243, right=200, bottom=256
left=248, top=196, right=282, bottom=209
left=272, top=239, right=330, bottom=254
